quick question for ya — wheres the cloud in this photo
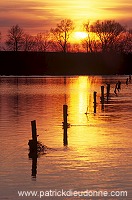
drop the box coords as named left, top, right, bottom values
left=0, top=2, right=56, bottom=17
left=97, top=5, right=132, bottom=27
left=0, top=0, right=63, bottom=37
left=0, top=0, right=132, bottom=39
left=101, top=5, right=132, bottom=13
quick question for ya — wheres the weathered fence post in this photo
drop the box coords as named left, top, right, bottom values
left=93, top=92, right=97, bottom=113
left=101, top=86, right=104, bottom=110
left=28, top=120, right=37, bottom=152
left=31, top=120, right=37, bottom=142
left=63, top=105, right=68, bottom=146
left=101, top=86, right=104, bottom=104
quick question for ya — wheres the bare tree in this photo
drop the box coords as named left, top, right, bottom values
left=22, top=34, right=36, bottom=51
left=81, top=21, right=101, bottom=52
left=83, top=21, right=93, bottom=52
left=82, top=39, right=100, bottom=53
left=6, top=24, right=24, bottom=51
left=35, top=31, right=51, bottom=52
left=48, top=41, right=62, bottom=52
left=117, top=29, right=132, bottom=53
left=124, top=29, right=132, bottom=53
left=91, top=20, right=125, bottom=52
left=50, top=19, right=74, bottom=53
left=68, top=43, right=81, bottom=52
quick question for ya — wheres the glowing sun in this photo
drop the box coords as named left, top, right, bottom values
left=74, top=31, right=88, bottom=40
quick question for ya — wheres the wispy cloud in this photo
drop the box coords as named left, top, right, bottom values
left=0, top=0, right=63, bottom=36
left=0, top=0, right=132, bottom=38
left=101, top=5, right=132, bottom=13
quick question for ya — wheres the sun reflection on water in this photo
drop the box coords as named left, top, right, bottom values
left=0, top=76, right=131, bottom=199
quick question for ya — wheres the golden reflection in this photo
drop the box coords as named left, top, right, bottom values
left=67, top=76, right=103, bottom=123
left=0, top=76, right=131, bottom=192
left=66, top=76, right=110, bottom=154
left=62, top=75, right=132, bottom=170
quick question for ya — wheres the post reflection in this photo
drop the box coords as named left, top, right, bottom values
left=0, top=76, right=131, bottom=195
left=28, top=152, right=37, bottom=178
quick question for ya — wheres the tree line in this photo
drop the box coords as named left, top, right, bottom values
left=0, top=19, right=132, bottom=53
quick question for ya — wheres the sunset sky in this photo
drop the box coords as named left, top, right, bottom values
left=0, top=0, right=132, bottom=40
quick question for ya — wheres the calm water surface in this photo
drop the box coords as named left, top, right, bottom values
left=0, top=76, right=131, bottom=200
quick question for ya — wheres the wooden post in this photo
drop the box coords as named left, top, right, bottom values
left=101, top=86, right=104, bottom=104
left=101, top=86, right=104, bottom=110
left=31, top=120, right=37, bottom=142
left=63, top=105, right=68, bottom=127
left=63, top=105, right=68, bottom=146
left=106, top=84, right=110, bottom=102
left=93, top=92, right=97, bottom=113
left=28, top=120, right=37, bottom=152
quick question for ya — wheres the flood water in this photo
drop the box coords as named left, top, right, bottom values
left=0, top=75, right=131, bottom=200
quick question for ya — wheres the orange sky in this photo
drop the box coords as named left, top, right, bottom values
left=0, top=0, right=132, bottom=40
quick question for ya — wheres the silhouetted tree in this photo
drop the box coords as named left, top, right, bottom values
left=123, top=29, right=132, bottom=53
left=49, top=41, right=62, bottom=52
left=82, top=21, right=101, bottom=52
left=35, top=31, right=51, bottom=52
left=23, top=34, right=36, bottom=51
left=106, top=28, right=132, bottom=53
left=50, top=19, right=74, bottom=53
left=68, top=43, right=81, bottom=52
left=82, top=39, right=100, bottom=53
left=91, top=20, right=125, bottom=52
left=83, top=21, right=93, bottom=52
left=6, top=24, right=24, bottom=51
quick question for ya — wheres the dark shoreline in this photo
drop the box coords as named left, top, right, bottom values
left=0, top=51, right=131, bottom=75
